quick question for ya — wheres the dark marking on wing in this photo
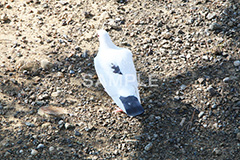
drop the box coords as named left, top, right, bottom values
left=111, top=63, right=122, bottom=75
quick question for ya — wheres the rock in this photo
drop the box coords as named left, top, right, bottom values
left=206, top=12, right=216, bottom=20
left=144, top=142, right=153, bottom=151
left=233, top=60, right=240, bottom=67
left=42, top=3, right=48, bottom=8
left=40, top=59, right=51, bottom=70
left=82, top=50, right=88, bottom=58
left=31, top=149, right=38, bottom=155
left=100, top=11, right=110, bottom=21
left=60, top=1, right=68, bottom=5
left=213, top=123, right=218, bottom=129
left=38, top=94, right=50, bottom=100
left=161, top=31, right=172, bottom=39
left=237, top=133, right=240, bottom=141
left=38, top=106, right=68, bottom=117
left=235, top=101, right=240, bottom=107
left=51, top=91, right=61, bottom=97
left=41, top=122, right=51, bottom=128
left=209, top=23, right=222, bottom=31
left=198, top=78, right=205, bottom=84
left=1, top=13, right=9, bottom=22
left=75, top=130, right=81, bottom=136
left=180, top=84, right=187, bottom=90
left=49, top=146, right=54, bottom=152
left=69, top=70, right=75, bottom=74
left=65, top=123, right=74, bottom=129
left=18, top=60, right=40, bottom=74
left=213, top=148, right=221, bottom=155
left=202, top=55, right=208, bottom=60
left=25, top=122, right=35, bottom=127
left=206, top=86, right=216, bottom=96
left=75, top=46, right=81, bottom=51
left=198, top=111, right=204, bottom=118
left=4, top=151, right=10, bottom=157
left=37, top=144, right=44, bottom=149
left=223, top=77, right=230, bottom=83
left=211, top=104, right=217, bottom=109
left=56, top=72, right=64, bottom=78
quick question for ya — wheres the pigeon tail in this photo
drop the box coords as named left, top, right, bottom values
left=119, top=96, right=144, bottom=117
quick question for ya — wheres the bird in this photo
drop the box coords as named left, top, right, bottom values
left=94, top=29, right=144, bottom=117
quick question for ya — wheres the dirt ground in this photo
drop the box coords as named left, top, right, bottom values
left=0, top=0, right=240, bottom=159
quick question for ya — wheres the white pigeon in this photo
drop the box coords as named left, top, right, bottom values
left=94, top=29, right=144, bottom=116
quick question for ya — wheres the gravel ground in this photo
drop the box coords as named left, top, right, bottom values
left=0, top=0, right=240, bottom=159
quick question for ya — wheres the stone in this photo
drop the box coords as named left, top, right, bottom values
left=38, top=106, right=68, bottom=117
left=144, top=142, right=153, bottom=151
left=233, top=60, right=240, bottom=67
left=223, top=77, right=230, bottom=83
left=40, top=59, right=52, bottom=70
left=202, top=55, right=208, bottom=60
left=198, top=78, right=205, bottom=84
left=180, top=84, right=187, bottom=90
left=100, top=11, right=110, bottom=21
left=213, top=148, right=221, bottom=155
left=206, top=12, right=216, bottom=20
left=37, top=144, right=44, bottom=149
left=209, top=23, right=222, bottom=31
left=65, top=123, right=74, bottom=129
left=206, top=86, right=216, bottom=96
left=31, top=149, right=38, bottom=155
left=38, top=94, right=49, bottom=100
left=51, top=91, right=61, bottom=97
left=237, top=133, right=240, bottom=141
left=49, top=146, right=54, bottom=152
left=198, top=111, right=204, bottom=118
left=56, top=72, right=64, bottom=78
left=1, top=13, right=9, bottom=21
left=25, top=122, right=35, bottom=127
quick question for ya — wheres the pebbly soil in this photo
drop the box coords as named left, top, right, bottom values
left=0, top=0, right=240, bottom=159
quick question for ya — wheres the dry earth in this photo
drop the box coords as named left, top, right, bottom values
left=0, top=0, right=240, bottom=159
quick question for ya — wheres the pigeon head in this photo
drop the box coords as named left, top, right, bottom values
left=97, top=29, right=117, bottom=49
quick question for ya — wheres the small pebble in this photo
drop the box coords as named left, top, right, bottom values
left=180, top=84, right=187, bottom=90
left=211, top=104, right=217, bottom=109
left=223, top=77, right=230, bottom=83
left=237, top=133, right=240, bottom=141
left=69, top=70, right=75, bottom=74
left=233, top=60, right=240, bottom=67
left=144, top=142, right=153, bottom=151
left=40, top=59, right=51, bottom=70
left=213, top=148, right=221, bottom=155
left=209, top=23, right=222, bottom=30
left=75, top=130, right=81, bottom=136
left=51, top=91, right=61, bottom=97
left=31, top=149, right=38, bottom=155
left=49, top=146, right=54, bottom=152
left=198, top=111, right=204, bottom=118
left=65, top=123, right=73, bottom=129
left=82, top=50, right=88, bottom=58
left=25, top=122, right=35, bottom=127
left=37, top=144, right=44, bottom=149
left=206, top=86, right=216, bottom=96
left=56, top=72, right=64, bottom=78
left=202, top=55, right=208, bottom=60
left=198, top=78, right=205, bottom=84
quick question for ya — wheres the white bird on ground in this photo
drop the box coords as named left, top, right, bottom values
left=94, top=29, right=144, bottom=117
